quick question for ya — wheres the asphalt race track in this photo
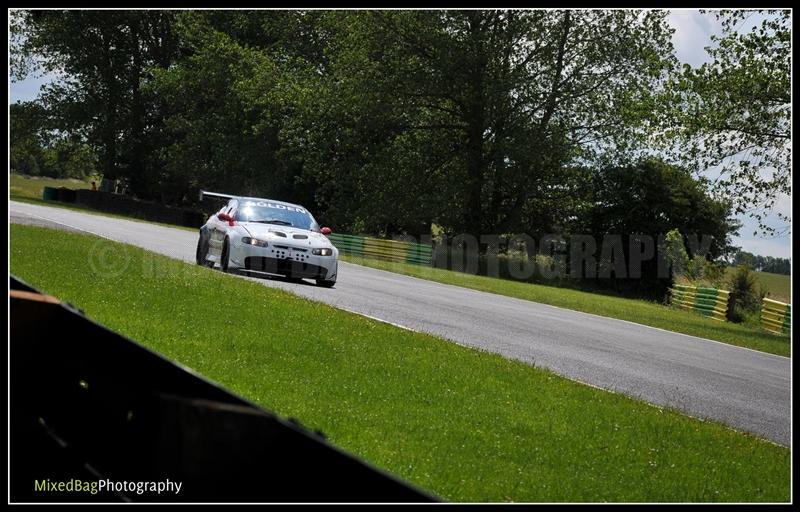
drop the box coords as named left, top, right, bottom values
left=9, top=201, right=792, bottom=445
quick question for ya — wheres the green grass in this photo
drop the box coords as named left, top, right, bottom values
left=9, top=173, right=94, bottom=199
left=754, top=271, right=791, bottom=303
left=340, top=255, right=791, bottom=357
left=10, top=224, right=790, bottom=502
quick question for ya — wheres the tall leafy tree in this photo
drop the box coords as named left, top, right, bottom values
left=147, top=11, right=329, bottom=207
left=10, top=10, right=178, bottom=197
left=10, top=101, right=98, bottom=179
left=578, top=159, right=739, bottom=259
left=283, top=10, right=675, bottom=237
left=570, top=158, right=740, bottom=296
left=660, top=9, right=790, bottom=235
left=10, top=102, right=47, bottom=176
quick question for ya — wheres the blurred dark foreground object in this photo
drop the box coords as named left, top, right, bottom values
left=9, top=275, right=437, bottom=503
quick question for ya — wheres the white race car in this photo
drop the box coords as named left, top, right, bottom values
left=196, top=191, right=338, bottom=287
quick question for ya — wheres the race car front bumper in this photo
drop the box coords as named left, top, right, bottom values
left=243, top=256, right=330, bottom=279
left=228, top=239, right=338, bottom=281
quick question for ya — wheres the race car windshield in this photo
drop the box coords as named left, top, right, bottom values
left=236, top=202, right=320, bottom=231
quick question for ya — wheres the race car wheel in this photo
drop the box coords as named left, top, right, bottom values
left=315, top=278, right=336, bottom=288
left=196, top=233, right=213, bottom=267
left=220, top=237, right=232, bottom=273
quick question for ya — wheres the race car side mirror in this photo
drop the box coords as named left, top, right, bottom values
left=217, top=212, right=235, bottom=226
left=321, top=227, right=332, bottom=235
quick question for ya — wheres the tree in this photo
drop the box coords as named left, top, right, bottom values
left=283, top=10, right=675, bottom=237
left=49, top=139, right=98, bottom=179
left=146, top=11, right=328, bottom=207
left=732, top=250, right=755, bottom=268
left=731, top=250, right=790, bottom=275
left=10, top=102, right=47, bottom=176
left=580, top=159, right=739, bottom=260
left=10, top=10, right=179, bottom=197
left=727, top=264, right=765, bottom=321
left=664, top=228, right=691, bottom=279
left=570, top=159, right=740, bottom=296
left=660, top=9, right=790, bottom=235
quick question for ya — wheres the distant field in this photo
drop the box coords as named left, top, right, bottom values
left=9, top=173, right=93, bottom=200
left=681, top=267, right=790, bottom=304
left=719, top=267, right=790, bottom=304
left=748, top=270, right=790, bottom=304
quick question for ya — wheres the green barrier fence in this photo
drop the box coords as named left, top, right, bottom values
left=761, top=298, right=791, bottom=336
left=328, top=233, right=433, bottom=266
left=670, top=284, right=731, bottom=322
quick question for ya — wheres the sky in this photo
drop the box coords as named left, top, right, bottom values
left=8, top=10, right=792, bottom=259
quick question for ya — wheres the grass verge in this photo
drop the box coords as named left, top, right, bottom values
left=340, top=255, right=791, bottom=357
left=10, top=224, right=790, bottom=502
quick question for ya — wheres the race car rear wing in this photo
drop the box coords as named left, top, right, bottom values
left=199, top=190, right=237, bottom=201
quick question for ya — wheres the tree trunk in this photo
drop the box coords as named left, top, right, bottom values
left=100, top=32, right=118, bottom=181
left=463, top=13, right=487, bottom=237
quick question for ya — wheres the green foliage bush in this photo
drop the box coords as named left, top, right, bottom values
left=701, top=259, right=727, bottom=288
left=664, top=228, right=690, bottom=278
left=727, top=264, right=765, bottom=323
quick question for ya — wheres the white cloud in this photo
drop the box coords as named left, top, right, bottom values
left=773, top=193, right=791, bottom=219
left=667, top=10, right=721, bottom=68
left=667, top=10, right=782, bottom=68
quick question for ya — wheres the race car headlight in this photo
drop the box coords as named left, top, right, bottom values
left=312, top=248, right=333, bottom=256
left=242, top=237, right=269, bottom=247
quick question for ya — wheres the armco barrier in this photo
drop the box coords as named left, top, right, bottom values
left=10, top=275, right=436, bottom=503
left=42, top=186, right=59, bottom=201
left=328, top=233, right=433, bottom=266
left=41, top=186, right=77, bottom=203
left=73, top=190, right=206, bottom=228
left=670, top=284, right=731, bottom=321
left=761, top=298, right=791, bottom=336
